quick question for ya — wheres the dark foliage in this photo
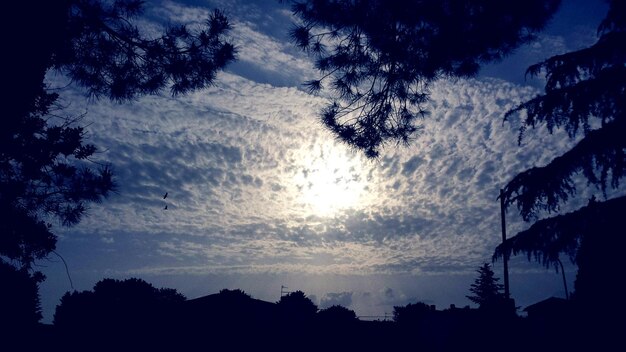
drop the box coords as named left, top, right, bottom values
left=42, top=284, right=614, bottom=352
left=392, top=301, right=433, bottom=324
left=0, top=204, right=56, bottom=269
left=1, top=48, right=114, bottom=321
left=45, top=284, right=621, bottom=352
left=317, top=304, right=357, bottom=323
left=277, top=290, right=318, bottom=322
left=572, top=204, right=625, bottom=311
left=2, top=1, right=235, bottom=312
left=501, top=0, right=626, bottom=221
left=495, top=196, right=626, bottom=310
left=0, top=260, right=43, bottom=328
left=0, top=91, right=114, bottom=270
left=218, top=288, right=252, bottom=299
left=497, top=0, right=626, bottom=319
left=53, top=277, right=185, bottom=328
left=6, top=0, right=235, bottom=123
left=55, top=0, right=236, bottom=101
left=466, top=263, right=505, bottom=310
left=287, top=0, right=560, bottom=157
left=52, top=278, right=186, bottom=352
left=501, top=120, right=626, bottom=222
left=2, top=1, right=233, bottom=332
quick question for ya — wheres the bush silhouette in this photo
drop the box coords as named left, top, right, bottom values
left=54, top=278, right=185, bottom=331
left=318, top=305, right=357, bottom=323
left=393, top=301, right=433, bottom=325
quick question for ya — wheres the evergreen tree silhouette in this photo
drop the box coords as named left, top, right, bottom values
left=285, top=0, right=560, bottom=157
left=494, top=0, right=626, bottom=315
left=466, top=263, right=505, bottom=310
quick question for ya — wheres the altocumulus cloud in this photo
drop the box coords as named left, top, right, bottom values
left=39, top=0, right=621, bottom=323
left=54, top=66, right=585, bottom=280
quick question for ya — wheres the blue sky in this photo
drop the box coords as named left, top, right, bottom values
left=38, top=0, right=614, bottom=322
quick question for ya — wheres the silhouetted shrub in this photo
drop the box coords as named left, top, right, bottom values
left=393, top=301, right=434, bottom=325
left=54, top=277, right=185, bottom=331
left=277, top=290, right=318, bottom=324
left=317, top=305, right=358, bottom=324
left=218, top=288, right=252, bottom=300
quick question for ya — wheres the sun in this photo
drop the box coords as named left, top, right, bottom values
left=293, top=143, right=369, bottom=217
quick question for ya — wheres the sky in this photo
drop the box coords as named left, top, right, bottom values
left=38, top=0, right=615, bottom=322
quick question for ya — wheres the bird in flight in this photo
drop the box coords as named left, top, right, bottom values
left=163, top=192, right=168, bottom=199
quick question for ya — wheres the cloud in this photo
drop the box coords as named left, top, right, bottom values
left=320, top=291, right=353, bottom=309
left=402, top=156, right=425, bottom=176
left=38, top=0, right=619, bottom=324
left=52, top=64, right=596, bottom=284
left=383, top=287, right=395, bottom=300
left=100, top=237, right=115, bottom=244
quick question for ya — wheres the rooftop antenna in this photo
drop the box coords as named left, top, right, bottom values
left=280, top=285, right=291, bottom=297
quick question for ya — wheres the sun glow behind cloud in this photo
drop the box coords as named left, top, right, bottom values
left=292, top=142, right=373, bottom=217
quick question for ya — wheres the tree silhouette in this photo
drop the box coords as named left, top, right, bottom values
left=286, top=0, right=560, bottom=157
left=218, top=288, right=252, bottom=300
left=392, top=301, right=433, bottom=325
left=277, top=290, right=318, bottom=322
left=8, top=0, right=236, bottom=111
left=317, top=305, right=357, bottom=323
left=1, top=94, right=114, bottom=268
left=4, top=0, right=235, bottom=246
left=53, top=278, right=186, bottom=351
left=2, top=0, right=235, bottom=322
left=54, top=277, right=186, bottom=329
left=54, top=1, right=236, bottom=101
left=212, top=288, right=256, bottom=324
left=466, top=263, right=505, bottom=310
left=494, top=0, right=625, bottom=311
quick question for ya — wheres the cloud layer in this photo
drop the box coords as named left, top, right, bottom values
left=38, top=0, right=617, bottom=322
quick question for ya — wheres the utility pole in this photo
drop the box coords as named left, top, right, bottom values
left=557, top=258, right=569, bottom=300
left=500, top=189, right=510, bottom=300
